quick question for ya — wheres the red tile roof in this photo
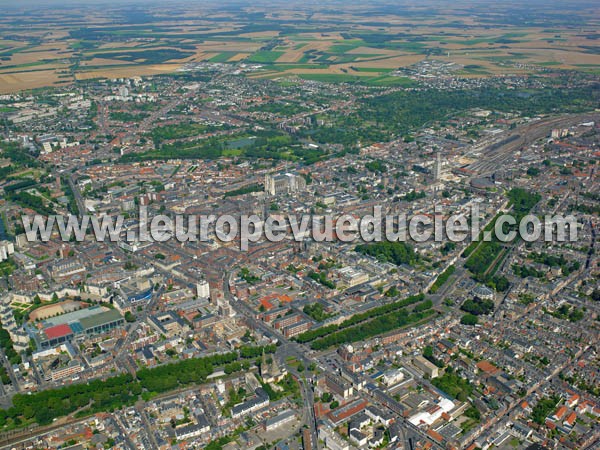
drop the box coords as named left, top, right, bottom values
left=44, top=324, right=73, bottom=340
left=427, top=429, right=444, bottom=443
left=553, top=405, right=567, bottom=420
left=564, top=411, right=576, bottom=426
left=259, top=298, right=274, bottom=310
left=476, top=360, right=499, bottom=375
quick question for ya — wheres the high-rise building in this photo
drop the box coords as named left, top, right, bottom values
left=433, top=151, right=443, bottom=181
left=0, top=241, right=15, bottom=262
left=196, top=279, right=210, bottom=299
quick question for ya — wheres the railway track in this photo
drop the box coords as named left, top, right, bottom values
left=466, top=113, right=599, bottom=177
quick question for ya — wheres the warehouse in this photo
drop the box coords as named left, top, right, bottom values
left=34, top=306, right=125, bottom=349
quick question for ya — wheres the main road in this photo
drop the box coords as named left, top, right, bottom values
left=222, top=272, right=320, bottom=450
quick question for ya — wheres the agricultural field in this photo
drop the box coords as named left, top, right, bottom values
left=1, top=0, right=600, bottom=92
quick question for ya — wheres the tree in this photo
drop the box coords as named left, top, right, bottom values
left=303, top=303, right=331, bottom=322
left=461, top=298, right=494, bottom=316
left=531, top=396, right=560, bottom=425
left=465, top=406, right=481, bottom=420
left=365, top=160, right=387, bottom=173
left=441, top=242, right=456, bottom=255
left=355, top=241, right=418, bottom=266
left=423, top=345, right=434, bottom=359
left=321, top=393, right=332, bottom=403
left=385, top=286, right=399, bottom=297
left=431, top=368, right=474, bottom=401
left=461, top=314, right=479, bottom=325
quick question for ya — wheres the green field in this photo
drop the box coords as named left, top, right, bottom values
left=363, top=76, right=417, bottom=86
left=209, top=52, right=239, bottom=63
left=295, top=73, right=366, bottom=83
left=247, top=51, right=285, bottom=63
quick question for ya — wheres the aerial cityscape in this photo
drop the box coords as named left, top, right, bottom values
left=0, top=1, right=598, bottom=449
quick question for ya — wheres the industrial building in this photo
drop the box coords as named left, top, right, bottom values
left=33, top=305, right=125, bottom=349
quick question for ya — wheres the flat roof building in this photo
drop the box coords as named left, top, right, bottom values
left=34, top=306, right=125, bottom=349
left=264, top=410, right=296, bottom=432
left=413, top=355, right=440, bottom=379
